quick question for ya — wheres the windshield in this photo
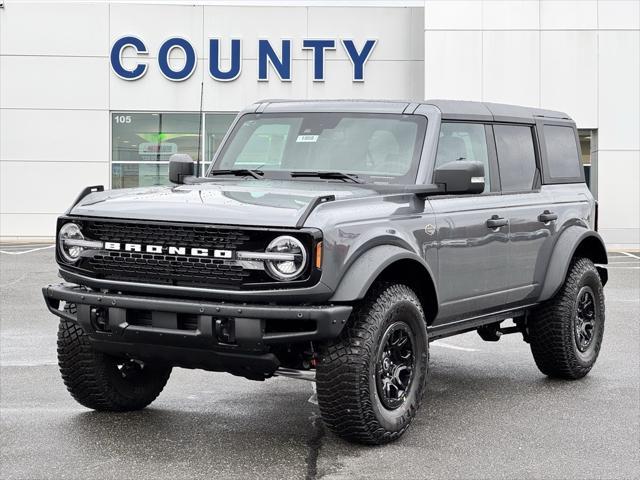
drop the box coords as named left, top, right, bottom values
left=210, top=113, right=427, bottom=184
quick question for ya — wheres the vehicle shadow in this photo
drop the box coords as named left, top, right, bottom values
left=315, top=352, right=606, bottom=478
left=59, top=385, right=318, bottom=479
left=54, top=356, right=604, bottom=479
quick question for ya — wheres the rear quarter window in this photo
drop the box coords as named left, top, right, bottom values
left=494, top=125, right=538, bottom=192
left=543, top=125, right=583, bottom=180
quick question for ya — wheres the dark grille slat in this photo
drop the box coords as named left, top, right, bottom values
left=84, top=221, right=251, bottom=250
left=88, top=252, right=250, bottom=287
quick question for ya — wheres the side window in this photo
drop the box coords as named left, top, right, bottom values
left=494, top=125, right=537, bottom=192
left=543, top=125, right=582, bottom=180
left=435, top=122, right=490, bottom=193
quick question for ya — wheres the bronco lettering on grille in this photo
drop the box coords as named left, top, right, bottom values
left=104, top=242, right=233, bottom=259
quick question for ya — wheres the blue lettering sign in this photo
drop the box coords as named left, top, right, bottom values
left=109, top=36, right=378, bottom=82
left=342, top=39, right=377, bottom=82
left=158, top=37, right=197, bottom=81
left=110, top=36, right=148, bottom=80
left=302, top=39, right=336, bottom=82
left=258, top=39, right=291, bottom=82
left=209, top=39, right=242, bottom=81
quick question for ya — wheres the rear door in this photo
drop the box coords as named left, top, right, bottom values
left=431, top=122, right=510, bottom=323
left=493, top=123, right=555, bottom=305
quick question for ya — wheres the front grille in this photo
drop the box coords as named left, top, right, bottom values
left=65, top=219, right=316, bottom=290
left=84, top=221, right=251, bottom=251
left=88, top=251, right=251, bottom=286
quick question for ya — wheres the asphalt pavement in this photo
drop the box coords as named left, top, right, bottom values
left=1, top=245, right=638, bottom=480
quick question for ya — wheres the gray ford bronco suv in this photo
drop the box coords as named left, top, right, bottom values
left=43, top=99, right=608, bottom=444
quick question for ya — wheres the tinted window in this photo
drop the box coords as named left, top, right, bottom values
left=544, top=125, right=582, bottom=179
left=494, top=125, right=537, bottom=192
left=435, top=123, right=490, bottom=193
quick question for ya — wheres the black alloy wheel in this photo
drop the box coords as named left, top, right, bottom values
left=376, top=322, right=416, bottom=410
left=316, top=283, right=429, bottom=444
left=528, top=257, right=605, bottom=379
left=574, top=286, right=597, bottom=353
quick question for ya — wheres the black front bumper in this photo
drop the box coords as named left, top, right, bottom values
left=43, top=283, right=351, bottom=379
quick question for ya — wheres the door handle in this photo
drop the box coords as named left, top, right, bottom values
left=486, top=215, right=508, bottom=229
left=538, top=210, right=558, bottom=223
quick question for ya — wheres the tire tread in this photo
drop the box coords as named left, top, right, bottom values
left=57, top=314, right=171, bottom=411
left=528, top=257, right=605, bottom=379
left=316, top=283, right=428, bottom=445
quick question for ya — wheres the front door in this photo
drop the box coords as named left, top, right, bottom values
left=431, top=122, right=509, bottom=324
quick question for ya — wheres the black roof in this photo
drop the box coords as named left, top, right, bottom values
left=253, top=99, right=571, bottom=123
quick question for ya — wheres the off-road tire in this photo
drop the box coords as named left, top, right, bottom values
left=316, top=283, right=429, bottom=445
left=57, top=310, right=172, bottom=411
left=528, top=257, right=605, bottom=379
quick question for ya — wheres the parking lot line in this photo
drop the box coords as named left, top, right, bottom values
left=431, top=341, right=479, bottom=352
left=0, top=245, right=55, bottom=255
left=620, top=251, right=640, bottom=260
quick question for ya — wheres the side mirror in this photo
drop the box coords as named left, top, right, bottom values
left=433, top=160, right=485, bottom=194
left=169, top=154, right=195, bottom=184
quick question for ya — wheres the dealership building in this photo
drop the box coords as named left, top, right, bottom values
left=0, top=0, right=638, bottom=247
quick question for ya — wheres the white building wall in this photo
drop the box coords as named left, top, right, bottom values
left=424, top=0, right=640, bottom=248
left=1, top=0, right=638, bottom=247
left=0, top=1, right=424, bottom=239
left=0, top=1, right=110, bottom=238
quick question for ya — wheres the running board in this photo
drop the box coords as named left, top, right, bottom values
left=428, top=306, right=532, bottom=341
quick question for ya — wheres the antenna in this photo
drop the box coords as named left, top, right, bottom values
left=196, top=81, right=204, bottom=177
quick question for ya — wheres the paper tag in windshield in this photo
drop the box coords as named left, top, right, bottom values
left=296, top=135, right=319, bottom=143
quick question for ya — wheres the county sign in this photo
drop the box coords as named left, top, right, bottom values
left=110, top=36, right=378, bottom=83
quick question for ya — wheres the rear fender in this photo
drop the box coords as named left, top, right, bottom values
left=539, top=227, right=608, bottom=302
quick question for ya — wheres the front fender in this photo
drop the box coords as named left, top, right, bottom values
left=329, top=244, right=438, bottom=303
left=539, top=227, right=608, bottom=302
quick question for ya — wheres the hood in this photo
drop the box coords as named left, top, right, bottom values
left=70, top=179, right=381, bottom=227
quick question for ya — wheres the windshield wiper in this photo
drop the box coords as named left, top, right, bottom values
left=209, top=169, right=264, bottom=180
left=290, top=171, right=363, bottom=184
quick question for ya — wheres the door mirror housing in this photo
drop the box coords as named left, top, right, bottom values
left=433, top=160, right=485, bottom=194
left=169, top=154, right=195, bottom=184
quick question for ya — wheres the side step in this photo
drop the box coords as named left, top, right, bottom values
left=428, top=307, right=531, bottom=341
left=477, top=323, right=523, bottom=342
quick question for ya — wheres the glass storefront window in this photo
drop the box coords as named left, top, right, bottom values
left=111, top=112, right=200, bottom=188
left=111, top=163, right=170, bottom=188
left=204, top=113, right=236, bottom=175
left=111, top=112, right=235, bottom=188
left=578, top=129, right=597, bottom=193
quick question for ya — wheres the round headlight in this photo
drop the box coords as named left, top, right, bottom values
left=265, top=236, right=307, bottom=281
left=58, top=223, right=84, bottom=263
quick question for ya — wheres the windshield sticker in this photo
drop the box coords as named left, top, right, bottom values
left=296, top=135, right=319, bottom=143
